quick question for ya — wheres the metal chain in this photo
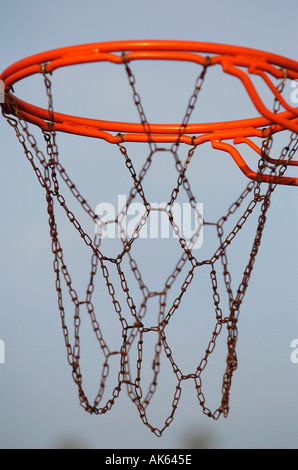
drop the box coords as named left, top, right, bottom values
left=2, top=57, right=297, bottom=436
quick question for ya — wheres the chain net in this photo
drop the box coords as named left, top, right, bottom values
left=2, top=54, right=298, bottom=437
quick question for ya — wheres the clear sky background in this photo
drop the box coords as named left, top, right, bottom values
left=0, top=0, right=298, bottom=449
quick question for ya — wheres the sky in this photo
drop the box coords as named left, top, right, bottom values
left=0, top=0, right=298, bottom=449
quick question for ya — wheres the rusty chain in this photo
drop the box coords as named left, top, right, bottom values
left=2, top=56, right=298, bottom=437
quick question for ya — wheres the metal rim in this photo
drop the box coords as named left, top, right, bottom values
left=1, top=40, right=298, bottom=143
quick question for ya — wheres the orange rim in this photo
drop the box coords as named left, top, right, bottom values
left=1, top=40, right=298, bottom=144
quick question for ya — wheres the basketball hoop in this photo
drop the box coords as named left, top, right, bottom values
left=1, top=40, right=298, bottom=436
